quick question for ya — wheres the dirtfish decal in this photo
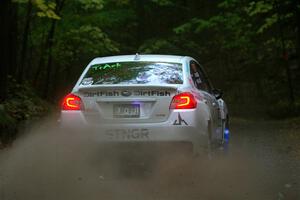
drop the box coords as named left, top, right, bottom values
left=84, top=90, right=171, bottom=97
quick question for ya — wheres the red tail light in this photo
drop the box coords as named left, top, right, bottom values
left=61, top=93, right=83, bottom=110
left=170, top=92, right=197, bottom=109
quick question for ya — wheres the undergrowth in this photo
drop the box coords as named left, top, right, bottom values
left=0, top=77, right=50, bottom=147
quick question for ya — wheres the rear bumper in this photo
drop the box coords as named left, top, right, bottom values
left=60, top=110, right=209, bottom=151
left=96, top=124, right=206, bottom=144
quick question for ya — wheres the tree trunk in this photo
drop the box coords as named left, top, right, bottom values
left=43, top=19, right=57, bottom=98
left=18, top=0, right=33, bottom=83
left=295, top=0, right=300, bottom=89
left=32, top=0, right=65, bottom=98
left=43, top=0, right=66, bottom=98
left=10, top=2, right=18, bottom=78
left=0, top=0, right=17, bottom=102
left=33, top=30, right=46, bottom=87
left=275, top=0, right=295, bottom=106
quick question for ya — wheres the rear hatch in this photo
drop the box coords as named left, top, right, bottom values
left=78, top=85, right=178, bottom=124
left=76, top=61, right=183, bottom=124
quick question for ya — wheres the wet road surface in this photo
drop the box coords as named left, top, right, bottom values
left=0, top=117, right=299, bottom=200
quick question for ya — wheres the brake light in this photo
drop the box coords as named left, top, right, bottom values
left=170, top=92, right=197, bottom=109
left=61, top=93, right=83, bottom=110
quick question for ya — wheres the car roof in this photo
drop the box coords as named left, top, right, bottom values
left=90, top=54, right=187, bottom=65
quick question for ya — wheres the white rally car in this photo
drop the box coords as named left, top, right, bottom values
left=60, top=54, right=229, bottom=154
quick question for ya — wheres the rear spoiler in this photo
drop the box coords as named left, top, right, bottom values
left=77, top=84, right=179, bottom=92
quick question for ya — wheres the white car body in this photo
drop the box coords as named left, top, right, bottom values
left=60, top=54, right=229, bottom=154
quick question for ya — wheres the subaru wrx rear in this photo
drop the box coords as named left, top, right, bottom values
left=60, top=54, right=229, bottom=154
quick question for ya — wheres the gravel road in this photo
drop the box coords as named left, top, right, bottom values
left=0, top=117, right=299, bottom=200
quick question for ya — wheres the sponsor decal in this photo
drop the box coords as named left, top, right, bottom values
left=134, top=90, right=171, bottom=96
left=84, top=91, right=120, bottom=97
left=84, top=90, right=171, bottom=97
left=105, top=128, right=149, bottom=140
left=81, top=77, right=93, bottom=85
left=91, top=63, right=121, bottom=71
left=173, top=113, right=188, bottom=125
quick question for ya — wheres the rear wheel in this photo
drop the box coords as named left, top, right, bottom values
left=222, top=115, right=230, bottom=152
left=205, top=117, right=230, bottom=160
left=193, top=119, right=214, bottom=159
left=222, top=115, right=230, bottom=143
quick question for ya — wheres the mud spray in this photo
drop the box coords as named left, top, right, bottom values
left=0, top=116, right=299, bottom=200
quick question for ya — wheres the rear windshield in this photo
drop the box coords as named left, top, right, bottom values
left=80, top=61, right=183, bottom=85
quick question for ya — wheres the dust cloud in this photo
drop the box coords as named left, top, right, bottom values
left=0, top=116, right=298, bottom=200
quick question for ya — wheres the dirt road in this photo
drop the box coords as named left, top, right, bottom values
left=0, top=117, right=299, bottom=200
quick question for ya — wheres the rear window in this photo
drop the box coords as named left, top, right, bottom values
left=80, top=61, right=183, bottom=85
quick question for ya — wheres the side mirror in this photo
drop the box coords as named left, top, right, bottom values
left=212, top=89, right=223, bottom=100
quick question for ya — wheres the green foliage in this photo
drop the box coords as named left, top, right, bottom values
left=0, top=77, right=50, bottom=146
left=4, top=77, right=50, bottom=122
left=174, top=2, right=249, bottom=50
left=14, top=0, right=61, bottom=19
left=139, top=39, right=175, bottom=53
left=66, top=25, right=119, bottom=53
left=112, top=0, right=131, bottom=6
left=0, top=105, right=16, bottom=129
left=78, top=0, right=104, bottom=10
left=54, top=25, right=119, bottom=66
left=257, top=13, right=278, bottom=33
left=13, top=0, right=60, bottom=20
left=246, top=1, right=273, bottom=16
left=34, top=0, right=61, bottom=19
left=245, top=0, right=294, bottom=34
left=152, top=0, right=174, bottom=6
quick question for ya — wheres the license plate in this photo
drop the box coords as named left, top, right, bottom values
left=113, top=104, right=140, bottom=118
